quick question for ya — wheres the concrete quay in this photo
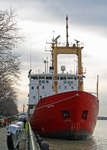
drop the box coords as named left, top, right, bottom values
left=0, top=127, right=8, bottom=150
left=0, top=127, right=26, bottom=150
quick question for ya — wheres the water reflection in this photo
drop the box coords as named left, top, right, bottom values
left=45, top=138, right=97, bottom=150
left=44, top=121, right=107, bottom=150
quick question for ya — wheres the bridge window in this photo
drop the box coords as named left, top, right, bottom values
left=68, top=81, right=70, bottom=84
left=42, top=80, right=45, bottom=83
left=39, top=80, right=41, bottom=84
left=33, top=96, right=35, bottom=99
left=60, top=77, right=66, bottom=80
left=74, top=76, right=78, bottom=80
left=29, top=105, right=33, bottom=109
left=35, top=76, right=38, bottom=79
left=31, top=76, right=38, bottom=79
left=42, top=85, right=45, bottom=89
left=46, top=80, right=49, bottom=83
left=71, top=81, right=73, bottom=84
left=57, top=76, right=59, bottom=80
left=59, top=85, right=61, bottom=89
left=67, top=76, right=73, bottom=79
left=39, top=76, right=45, bottom=79
left=46, top=76, right=52, bottom=80
left=64, top=80, right=67, bottom=84
left=64, top=86, right=67, bottom=89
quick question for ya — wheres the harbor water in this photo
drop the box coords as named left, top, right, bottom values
left=45, top=120, right=107, bottom=150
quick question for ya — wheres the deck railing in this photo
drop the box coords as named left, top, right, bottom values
left=7, top=122, right=24, bottom=150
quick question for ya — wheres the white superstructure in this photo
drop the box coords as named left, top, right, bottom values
left=28, top=67, right=79, bottom=114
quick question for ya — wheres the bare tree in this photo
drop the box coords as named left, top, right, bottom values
left=0, top=9, right=21, bottom=115
left=0, top=9, right=19, bottom=50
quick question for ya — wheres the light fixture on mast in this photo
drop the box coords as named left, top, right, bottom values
left=54, top=35, right=60, bottom=46
left=74, top=39, right=80, bottom=47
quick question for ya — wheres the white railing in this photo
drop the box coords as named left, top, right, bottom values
left=7, top=122, right=24, bottom=150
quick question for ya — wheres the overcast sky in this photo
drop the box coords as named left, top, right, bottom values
left=0, top=0, right=107, bottom=115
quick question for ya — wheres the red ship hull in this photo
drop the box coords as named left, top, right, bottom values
left=30, top=91, right=99, bottom=140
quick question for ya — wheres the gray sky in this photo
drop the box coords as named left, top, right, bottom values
left=0, top=0, right=107, bottom=115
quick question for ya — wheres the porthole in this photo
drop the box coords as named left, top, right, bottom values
left=82, top=110, right=88, bottom=119
left=62, top=110, right=70, bottom=118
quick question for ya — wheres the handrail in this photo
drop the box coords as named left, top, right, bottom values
left=29, top=123, right=35, bottom=149
left=27, top=121, right=49, bottom=150
left=27, top=122, right=40, bottom=150
left=7, top=122, right=24, bottom=150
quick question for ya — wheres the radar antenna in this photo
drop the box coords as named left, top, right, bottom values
left=74, top=39, right=80, bottom=47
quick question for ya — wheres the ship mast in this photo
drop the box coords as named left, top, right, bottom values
left=66, top=16, right=69, bottom=47
left=52, top=16, right=84, bottom=94
left=51, top=41, right=54, bottom=68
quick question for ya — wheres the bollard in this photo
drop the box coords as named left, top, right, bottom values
left=40, top=141, right=49, bottom=150
left=35, top=133, right=49, bottom=150
left=35, top=134, right=43, bottom=148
